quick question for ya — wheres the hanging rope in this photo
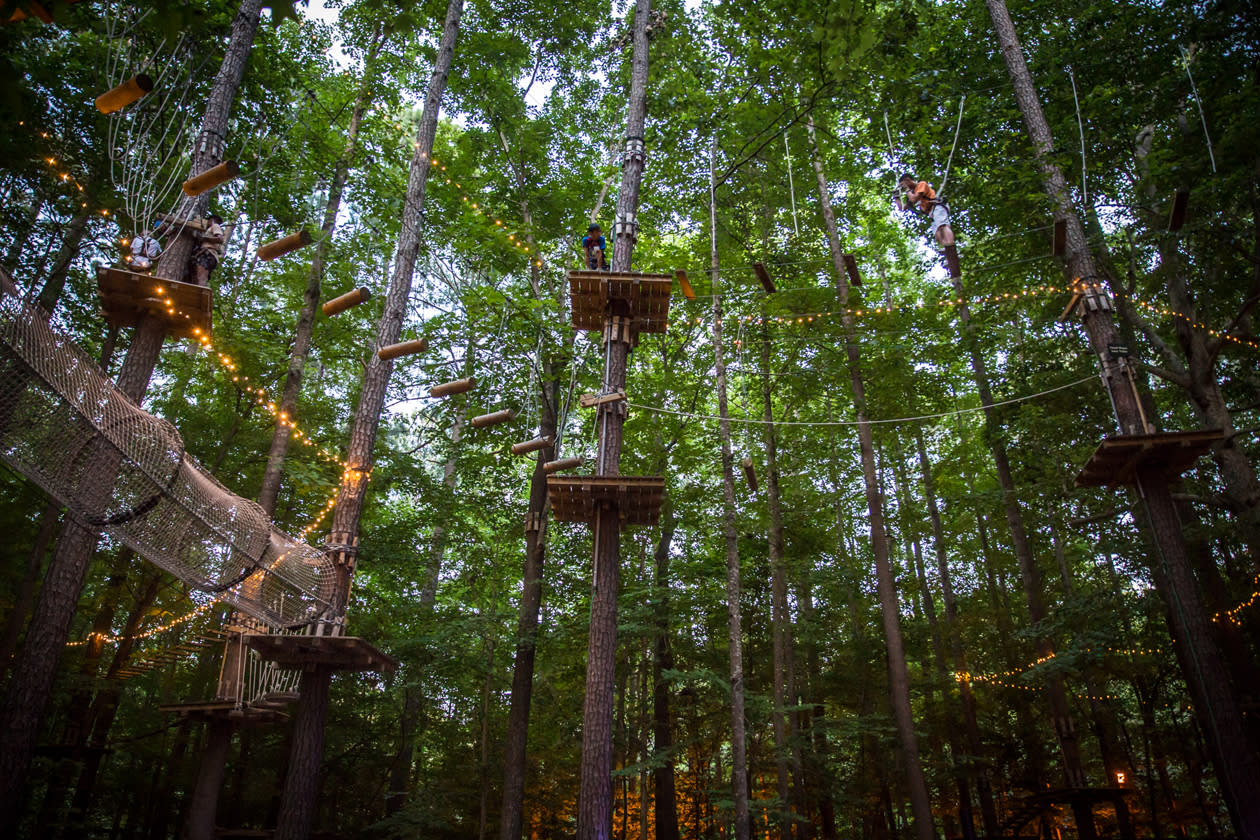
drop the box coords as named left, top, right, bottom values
left=1178, top=44, right=1217, bottom=173
left=1065, top=65, right=1089, bottom=205
left=938, top=95, right=966, bottom=198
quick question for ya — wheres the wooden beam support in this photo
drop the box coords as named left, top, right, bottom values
left=676, top=270, right=696, bottom=300
left=257, top=229, right=312, bottom=261
left=95, top=74, right=154, bottom=114
left=377, top=338, right=427, bottom=361
left=1167, top=189, right=1189, bottom=233
left=322, top=287, right=371, bottom=317
left=182, top=160, right=240, bottom=197
left=579, top=389, right=627, bottom=408
left=741, top=457, right=758, bottom=492
left=511, top=435, right=553, bottom=455
left=752, top=261, right=776, bottom=294
left=843, top=253, right=862, bottom=287
left=429, top=377, right=475, bottom=398
left=471, top=409, right=515, bottom=429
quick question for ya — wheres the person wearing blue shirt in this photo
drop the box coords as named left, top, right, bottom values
left=582, top=223, right=608, bottom=270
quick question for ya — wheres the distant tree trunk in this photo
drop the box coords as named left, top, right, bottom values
left=807, top=115, right=935, bottom=840
left=256, top=31, right=384, bottom=513
left=272, top=2, right=464, bottom=837
left=710, top=139, right=751, bottom=840
left=986, top=2, right=1260, bottom=832
left=35, top=204, right=91, bottom=313
left=0, top=500, right=60, bottom=676
left=652, top=501, right=682, bottom=840
left=913, top=428, right=996, bottom=837
left=0, top=2, right=265, bottom=827
left=760, top=328, right=796, bottom=840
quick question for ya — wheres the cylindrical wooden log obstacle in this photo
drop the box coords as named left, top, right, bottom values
left=257, top=229, right=312, bottom=261
left=510, top=435, right=553, bottom=456
left=471, top=409, right=515, bottom=429
left=321, top=287, right=371, bottom=317
left=676, top=270, right=696, bottom=301
left=543, top=456, right=583, bottom=474
left=741, top=457, right=759, bottom=492
left=429, top=377, right=475, bottom=398
left=182, top=160, right=240, bottom=197
left=376, top=339, right=428, bottom=361
left=95, top=73, right=154, bottom=114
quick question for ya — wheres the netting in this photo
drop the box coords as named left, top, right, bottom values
left=0, top=290, right=334, bottom=628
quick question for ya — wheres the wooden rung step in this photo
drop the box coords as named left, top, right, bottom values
left=566, top=270, right=674, bottom=334
left=377, top=339, right=427, bottom=361
left=1167, top=189, right=1189, bottom=232
left=676, top=270, right=696, bottom=300
left=430, top=377, right=475, bottom=398
left=322, top=287, right=371, bottom=316
left=543, top=456, right=583, bottom=474
left=546, top=475, right=666, bottom=528
left=843, top=254, right=861, bottom=287
left=95, top=74, right=153, bottom=114
left=471, top=409, right=515, bottom=429
left=1075, top=428, right=1223, bottom=488
left=182, top=160, right=239, bottom=197
left=579, top=389, right=626, bottom=408
left=511, top=435, right=553, bottom=455
left=752, top=262, right=776, bottom=294
left=741, top=457, right=758, bottom=492
left=257, top=229, right=312, bottom=261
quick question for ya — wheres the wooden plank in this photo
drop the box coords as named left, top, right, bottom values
left=579, top=389, right=626, bottom=408
left=842, top=254, right=861, bottom=287
left=245, top=634, right=398, bottom=673
left=567, top=270, right=674, bottom=333
left=676, top=270, right=696, bottom=300
left=741, top=457, right=758, bottom=492
left=155, top=212, right=212, bottom=232
left=1075, top=429, right=1223, bottom=487
left=752, top=262, right=776, bottom=294
left=1167, top=189, right=1189, bottom=232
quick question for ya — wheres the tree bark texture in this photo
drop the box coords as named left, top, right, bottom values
left=651, top=502, right=682, bottom=840
left=576, top=2, right=651, bottom=838
left=985, top=1, right=1260, bottom=832
left=0, top=2, right=264, bottom=827
left=272, top=3, right=463, bottom=838
left=807, top=116, right=935, bottom=840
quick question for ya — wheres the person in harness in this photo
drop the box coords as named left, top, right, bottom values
left=582, top=223, right=608, bottom=271
left=895, top=173, right=960, bottom=276
left=190, top=213, right=225, bottom=286
left=128, top=228, right=162, bottom=272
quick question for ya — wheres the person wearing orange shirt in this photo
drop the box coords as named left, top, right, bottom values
left=895, top=173, right=960, bottom=275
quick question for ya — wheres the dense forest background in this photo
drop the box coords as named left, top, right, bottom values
left=0, top=0, right=1257, bottom=838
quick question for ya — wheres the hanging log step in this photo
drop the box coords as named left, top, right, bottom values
left=257, top=229, right=312, bottom=261
left=511, top=435, right=553, bottom=455
left=182, top=160, right=240, bottom=197
left=676, top=269, right=696, bottom=300
left=95, top=73, right=153, bottom=114
left=1167, top=189, right=1189, bottom=232
left=377, top=339, right=427, bottom=361
left=579, top=389, right=627, bottom=408
left=843, top=254, right=862, bottom=287
left=1052, top=219, right=1067, bottom=256
left=752, top=261, right=776, bottom=293
left=429, top=377, right=475, bottom=398
left=471, top=409, right=515, bottom=429
left=322, top=287, right=371, bottom=316
left=543, top=456, right=583, bottom=474
left=944, top=245, right=961, bottom=278
left=741, top=457, right=759, bottom=492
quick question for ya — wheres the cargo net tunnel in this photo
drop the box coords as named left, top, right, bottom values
left=0, top=285, right=334, bottom=629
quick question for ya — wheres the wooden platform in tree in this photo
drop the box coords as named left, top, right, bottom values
left=96, top=266, right=212, bottom=340
left=567, top=270, right=673, bottom=333
left=999, top=787, right=1134, bottom=839
left=547, top=475, right=665, bottom=527
left=246, top=633, right=397, bottom=673
left=1075, top=428, right=1224, bottom=488
left=159, top=699, right=287, bottom=724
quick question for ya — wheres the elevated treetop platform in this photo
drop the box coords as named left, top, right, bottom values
left=1075, top=428, right=1224, bottom=488
left=567, top=270, right=673, bottom=333
left=547, top=475, right=665, bottom=527
left=159, top=699, right=288, bottom=725
left=246, top=633, right=397, bottom=673
left=97, top=266, right=212, bottom=340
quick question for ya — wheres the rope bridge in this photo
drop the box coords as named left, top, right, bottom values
left=0, top=278, right=334, bottom=628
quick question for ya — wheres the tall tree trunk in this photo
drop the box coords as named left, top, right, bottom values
left=760, top=328, right=796, bottom=840
left=985, top=2, right=1260, bottom=833
left=272, top=2, right=463, bottom=838
left=35, top=204, right=91, bottom=313
left=256, top=31, right=384, bottom=513
left=0, top=3, right=265, bottom=826
left=651, top=501, right=681, bottom=840
left=0, top=500, right=60, bottom=676
left=576, top=1, right=652, bottom=838
left=806, top=116, right=935, bottom=840
left=913, top=429, right=997, bottom=836
left=710, top=139, right=751, bottom=840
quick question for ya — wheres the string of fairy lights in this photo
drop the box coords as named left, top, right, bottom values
left=955, top=646, right=1164, bottom=701
left=64, top=599, right=219, bottom=648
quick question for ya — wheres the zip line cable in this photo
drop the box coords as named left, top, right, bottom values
left=937, top=95, right=965, bottom=199
left=1066, top=65, right=1088, bottom=205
